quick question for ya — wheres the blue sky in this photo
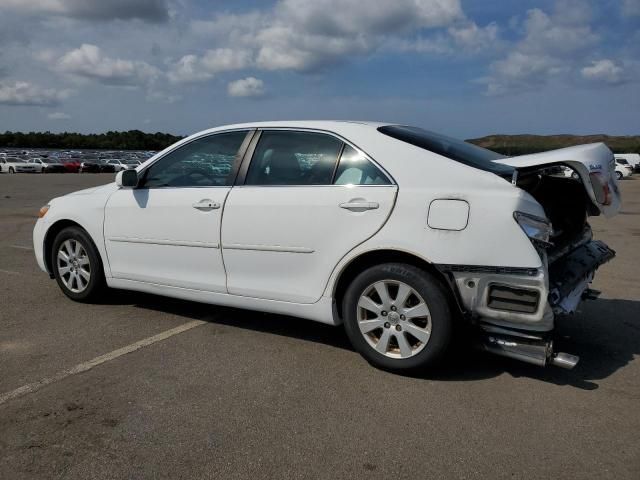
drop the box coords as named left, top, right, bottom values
left=0, top=0, right=638, bottom=138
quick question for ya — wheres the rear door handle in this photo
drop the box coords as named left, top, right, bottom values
left=339, top=200, right=379, bottom=212
left=192, top=199, right=221, bottom=211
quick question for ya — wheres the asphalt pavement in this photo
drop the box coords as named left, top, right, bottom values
left=1, top=173, right=639, bottom=479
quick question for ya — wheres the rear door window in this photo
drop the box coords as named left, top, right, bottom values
left=245, top=131, right=342, bottom=185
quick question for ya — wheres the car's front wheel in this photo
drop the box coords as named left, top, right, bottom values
left=616, top=171, right=623, bottom=180
left=342, top=263, right=452, bottom=372
left=52, top=227, right=106, bottom=302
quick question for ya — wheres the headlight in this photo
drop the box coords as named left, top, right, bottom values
left=38, top=205, right=50, bottom=218
left=514, top=212, right=553, bottom=247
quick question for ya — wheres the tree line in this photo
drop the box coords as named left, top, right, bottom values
left=1, top=130, right=638, bottom=155
left=0, top=130, right=183, bottom=151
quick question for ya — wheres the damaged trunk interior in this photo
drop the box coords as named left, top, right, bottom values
left=517, top=169, right=615, bottom=313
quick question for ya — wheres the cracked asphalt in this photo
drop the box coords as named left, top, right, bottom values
left=1, top=173, right=639, bottom=479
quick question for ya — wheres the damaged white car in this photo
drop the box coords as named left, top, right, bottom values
left=33, top=122, right=619, bottom=372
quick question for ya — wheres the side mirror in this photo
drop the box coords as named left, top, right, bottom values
left=116, top=169, right=139, bottom=188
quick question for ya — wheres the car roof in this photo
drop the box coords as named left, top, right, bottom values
left=200, top=120, right=391, bottom=134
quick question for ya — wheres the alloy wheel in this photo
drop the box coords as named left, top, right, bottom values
left=57, top=239, right=91, bottom=293
left=357, top=280, right=432, bottom=359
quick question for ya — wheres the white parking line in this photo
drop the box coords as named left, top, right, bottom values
left=10, top=245, right=33, bottom=250
left=0, top=320, right=206, bottom=406
left=0, top=269, right=20, bottom=275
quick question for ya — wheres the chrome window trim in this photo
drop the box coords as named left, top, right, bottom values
left=135, top=128, right=254, bottom=189
left=237, top=127, right=397, bottom=187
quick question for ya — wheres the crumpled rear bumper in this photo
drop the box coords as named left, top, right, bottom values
left=438, top=239, right=615, bottom=332
left=548, top=240, right=615, bottom=314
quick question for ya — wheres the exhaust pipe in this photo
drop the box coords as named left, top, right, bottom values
left=481, top=335, right=579, bottom=369
left=549, top=352, right=579, bottom=369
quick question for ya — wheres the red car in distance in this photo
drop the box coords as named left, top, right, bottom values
left=61, top=158, right=82, bottom=173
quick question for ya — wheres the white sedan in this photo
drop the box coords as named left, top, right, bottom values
left=1, top=157, right=39, bottom=173
left=33, top=121, right=620, bottom=372
left=106, top=158, right=141, bottom=172
left=615, top=159, right=633, bottom=180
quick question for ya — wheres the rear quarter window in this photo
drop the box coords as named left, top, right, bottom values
left=378, top=125, right=513, bottom=176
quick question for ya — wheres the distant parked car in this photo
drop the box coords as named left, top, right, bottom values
left=98, top=161, right=117, bottom=173
left=615, top=159, right=633, bottom=180
left=80, top=159, right=116, bottom=173
left=106, top=158, right=141, bottom=172
left=2, top=157, right=39, bottom=173
left=615, top=154, right=640, bottom=173
left=27, top=158, right=66, bottom=173
left=61, top=158, right=82, bottom=173
left=79, top=159, right=101, bottom=173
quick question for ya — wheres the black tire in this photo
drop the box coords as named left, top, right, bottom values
left=9, top=167, right=15, bottom=174
left=52, top=226, right=106, bottom=302
left=616, top=171, right=623, bottom=180
left=342, top=263, right=452, bottom=372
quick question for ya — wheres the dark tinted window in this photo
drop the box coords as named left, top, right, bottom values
left=245, top=131, right=342, bottom=185
left=378, top=125, right=513, bottom=176
left=142, top=131, right=247, bottom=188
left=333, top=145, right=391, bottom=185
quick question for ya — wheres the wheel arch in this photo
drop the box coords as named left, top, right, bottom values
left=331, top=249, right=464, bottom=322
left=43, top=219, right=101, bottom=276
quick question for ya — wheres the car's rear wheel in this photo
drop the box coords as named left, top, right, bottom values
left=52, top=226, right=105, bottom=302
left=9, top=167, right=15, bottom=174
left=342, top=263, right=452, bottom=372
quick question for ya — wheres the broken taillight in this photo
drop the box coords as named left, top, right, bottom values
left=589, top=172, right=612, bottom=206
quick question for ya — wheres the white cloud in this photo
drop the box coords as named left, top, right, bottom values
left=0, top=81, right=71, bottom=106
left=395, top=21, right=500, bottom=55
left=146, top=90, right=181, bottom=104
left=448, top=22, right=499, bottom=51
left=483, top=1, right=599, bottom=95
left=0, top=0, right=168, bottom=22
left=167, top=48, right=253, bottom=84
left=55, top=44, right=159, bottom=86
left=48, top=111, right=71, bottom=120
left=227, top=77, right=265, bottom=98
left=621, top=0, right=640, bottom=16
left=188, top=0, right=467, bottom=73
left=581, top=59, right=627, bottom=85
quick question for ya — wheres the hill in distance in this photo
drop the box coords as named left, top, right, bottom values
left=467, top=134, right=640, bottom=156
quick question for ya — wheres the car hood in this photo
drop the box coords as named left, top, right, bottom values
left=493, top=143, right=621, bottom=218
left=65, top=183, right=118, bottom=197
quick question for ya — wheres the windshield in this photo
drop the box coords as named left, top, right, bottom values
left=378, top=125, right=513, bottom=176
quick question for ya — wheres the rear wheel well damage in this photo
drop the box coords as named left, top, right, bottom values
left=332, top=249, right=464, bottom=323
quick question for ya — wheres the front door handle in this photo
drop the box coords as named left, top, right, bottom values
left=192, top=199, right=221, bottom=211
left=339, top=200, right=379, bottom=212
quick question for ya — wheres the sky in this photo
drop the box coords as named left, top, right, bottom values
left=0, top=0, right=638, bottom=138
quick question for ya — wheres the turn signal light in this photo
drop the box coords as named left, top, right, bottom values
left=38, top=205, right=50, bottom=218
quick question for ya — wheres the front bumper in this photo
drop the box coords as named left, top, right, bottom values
left=33, top=218, right=48, bottom=274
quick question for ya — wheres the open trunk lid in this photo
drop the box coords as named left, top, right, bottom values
left=493, top=143, right=621, bottom=217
